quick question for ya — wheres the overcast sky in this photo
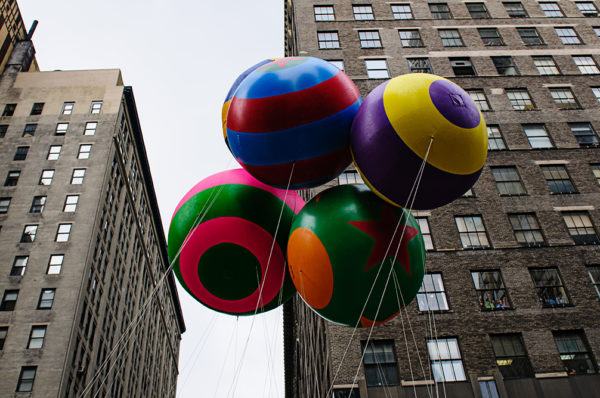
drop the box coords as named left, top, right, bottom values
left=18, top=1, right=287, bottom=396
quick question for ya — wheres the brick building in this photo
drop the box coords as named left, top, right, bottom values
left=283, top=1, right=600, bottom=397
left=0, top=5, right=185, bottom=397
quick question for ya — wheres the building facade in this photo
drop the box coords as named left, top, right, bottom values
left=0, top=37, right=185, bottom=397
left=283, top=1, right=600, bottom=397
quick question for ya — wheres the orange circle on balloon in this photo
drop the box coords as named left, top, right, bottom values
left=288, top=228, right=334, bottom=309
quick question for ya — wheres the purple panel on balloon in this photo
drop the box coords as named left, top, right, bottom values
left=351, top=81, right=482, bottom=209
left=429, top=79, right=480, bottom=129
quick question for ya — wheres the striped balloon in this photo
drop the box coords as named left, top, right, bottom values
left=168, top=169, right=304, bottom=315
left=226, top=57, right=362, bottom=189
left=351, top=73, right=488, bottom=210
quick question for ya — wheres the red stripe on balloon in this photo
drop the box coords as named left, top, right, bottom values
left=227, top=72, right=360, bottom=133
left=240, top=145, right=352, bottom=188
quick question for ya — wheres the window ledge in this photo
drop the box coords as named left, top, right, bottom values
left=402, top=380, right=435, bottom=387
left=535, top=372, right=568, bottom=379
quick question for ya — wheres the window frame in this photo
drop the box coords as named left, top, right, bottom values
left=493, top=56, right=520, bottom=76
left=503, top=1, right=529, bottom=17
left=553, top=330, right=597, bottom=374
left=555, top=27, right=582, bottom=45
left=562, top=211, right=599, bottom=245
left=417, top=273, right=449, bottom=311
left=63, top=195, right=79, bottom=212
left=540, top=165, right=577, bottom=194
left=539, top=2, right=564, bottom=17
left=508, top=213, right=546, bottom=247
left=573, top=55, right=600, bottom=74
left=47, top=145, right=62, bottom=160
left=533, top=56, right=560, bottom=75
left=468, top=89, right=491, bottom=111
left=56, top=223, right=72, bottom=242
left=78, top=144, right=92, bottom=159
left=506, top=88, right=535, bottom=110
left=479, top=28, right=505, bottom=46
left=487, top=125, right=507, bottom=150
left=30, top=196, right=47, bottom=213
left=71, top=168, right=86, bottom=184
left=30, top=102, right=44, bottom=116
left=517, top=27, right=544, bottom=45
left=37, top=288, right=55, bottom=310
left=398, top=29, right=424, bottom=48
left=429, top=3, right=453, bottom=19
left=490, top=334, right=534, bottom=378
left=14, top=146, right=29, bottom=161
left=62, top=102, right=74, bottom=115
left=427, top=337, right=467, bottom=382
left=338, top=170, right=364, bottom=185
left=362, top=340, right=400, bottom=387
left=0, top=290, right=18, bottom=311
left=467, top=2, right=490, bottom=18
left=365, top=59, right=390, bottom=79
left=0, top=197, right=10, bottom=213
left=39, top=169, right=54, bottom=185
left=10, top=256, right=29, bottom=276
left=22, top=123, right=37, bottom=137
left=27, top=325, right=47, bottom=349
left=391, top=3, right=413, bottom=19
left=472, top=270, right=511, bottom=310
left=530, top=267, right=570, bottom=307
left=21, top=225, right=38, bottom=242
left=455, top=215, right=491, bottom=249
left=569, top=122, right=599, bottom=147
left=16, top=366, right=37, bottom=392
left=314, top=5, right=335, bottom=21
left=523, top=124, right=553, bottom=148
left=358, top=30, right=382, bottom=48
left=576, top=1, right=599, bottom=17
left=408, top=58, right=433, bottom=73
left=491, top=166, right=527, bottom=196
left=90, top=100, right=103, bottom=114
left=439, top=29, right=464, bottom=47
left=84, top=121, right=98, bottom=135
left=47, top=254, right=64, bottom=274
left=353, top=4, right=375, bottom=20
left=416, top=217, right=434, bottom=251
left=317, top=31, right=340, bottom=49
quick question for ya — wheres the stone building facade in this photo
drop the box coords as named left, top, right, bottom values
left=283, top=0, right=600, bottom=397
left=0, top=37, right=185, bottom=397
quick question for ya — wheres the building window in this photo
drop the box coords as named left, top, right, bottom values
left=569, top=122, right=599, bottom=147
left=479, top=28, right=504, bottom=46
left=359, top=30, right=381, bottom=48
left=503, top=2, right=528, bottom=17
left=62, top=102, right=74, bottom=115
left=362, top=340, right=399, bottom=386
left=468, top=90, right=490, bottom=111
left=472, top=270, right=510, bottom=310
left=562, top=211, right=599, bottom=244
left=338, top=170, right=364, bottom=184
left=56, top=223, right=72, bottom=242
left=408, top=58, right=432, bottom=73
left=591, top=164, right=600, bottom=185
left=455, top=215, right=490, bottom=249
left=2, top=103, right=16, bottom=116
left=540, top=165, right=576, bottom=194
left=523, top=124, right=553, bottom=148
left=16, top=366, right=36, bottom=392
left=417, top=217, right=434, bottom=250
left=90, top=101, right=102, bottom=114
left=328, top=60, right=344, bottom=71
left=0, top=197, right=10, bottom=213
left=30, top=196, right=46, bottom=213
left=47, top=145, right=62, bottom=160
left=14, top=146, right=29, bottom=161
left=78, top=144, right=92, bottom=159
left=318, top=31, right=340, bottom=49
left=439, top=29, right=463, bottom=46
left=555, top=27, right=582, bottom=44
left=27, top=326, right=46, bottom=349
left=22, top=123, right=37, bottom=137
left=594, top=26, right=600, bottom=38
left=587, top=266, right=600, bottom=298
left=4, top=170, right=20, bottom=186
left=10, top=256, right=28, bottom=276
left=55, top=122, right=69, bottom=135
left=533, top=56, right=560, bottom=75
left=0, top=326, right=7, bottom=350
left=491, top=167, right=526, bottom=196
left=84, top=121, right=98, bottom=135
left=30, top=102, right=44, bottom=115
left=38, top=289, right=55, bottom=309
left=417, top=273, right=449, bottom=311
left=540, top=2, right=564, bottom=17
left=592, top=87, right=600, bottom=102
left=506, top=89, right=534, bottom=110
left=518, top=27, right=543, bottom=45
left=0, top=124, right=7, bottom=137
left=573, top=56, right=600, bottom=74
left=576, top=1, right=599, bottom=17
left=509, top=213, right=545, bottom=246
left=430, top=3, right=453, bottom=19
left=71, top=169, right=86, bottom=184
left=63, top=195, right=79, bottom=212
left=353, top=4, right=374, bottom=20
left=487, top=126, right=506, bottom=150
left=450, top=58, right=476, bottom=76
left=0, top=290, right=18, bottom=311
left=549, top=87, right=579, bottom=109
left=493, top=56, right=519, bottom=76
left=391, top=3, right=413, bottom=19
left=553, top=331, right=596, bottom=374
left=332, top=388, right=360, bottom=398
left=314, top=5, right=335, bottom=21
left=365, top=59, right=389, bottom=78
left=21, top=225, right=38, bottom=242
left=467, top=2, right=490, bottom=18
left=530, top=267, right=569, bottom=306
left=39, top=169, right=54, bottom=185
left=427, top=338, right=466, bottom=382
left=398, top=29, right=423, bottom=47
left=47, top=254, right=64, bottom=274
left=490, top=334, right=534, bottom=378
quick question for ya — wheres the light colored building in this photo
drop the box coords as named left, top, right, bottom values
left=284, top=1, right=600, bottom=397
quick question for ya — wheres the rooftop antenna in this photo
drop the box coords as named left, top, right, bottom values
left=26, top=20, right=38, bottom=40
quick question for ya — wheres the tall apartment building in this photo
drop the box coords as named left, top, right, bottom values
left=0, top=0, right=38, bottom=73
left=283, top=1, right=600, bottom=397
left=0, top=26, right=185, bottom=398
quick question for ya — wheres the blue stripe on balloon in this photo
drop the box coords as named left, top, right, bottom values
left=234, top=58, right=341, bottom=99
left=223, top=59, right=275, bottom=103
left=227, top=99, right=361, bottom=166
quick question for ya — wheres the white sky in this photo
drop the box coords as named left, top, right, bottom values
left=17, top=1, right=287, bottom=397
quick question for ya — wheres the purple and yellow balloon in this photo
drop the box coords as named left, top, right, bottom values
left=222, top=59, right=276, bottom=150
left=351, top=73, right=488, bottom=210
left=168, top=169, right=304, bottom=315
left=226, top=56, right=362, bottom=189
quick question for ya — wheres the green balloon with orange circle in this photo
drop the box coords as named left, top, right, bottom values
left=287, top=184, right=426, bottom=327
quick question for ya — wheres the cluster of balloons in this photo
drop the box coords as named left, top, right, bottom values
left=168, top=56, right=488, bottom=327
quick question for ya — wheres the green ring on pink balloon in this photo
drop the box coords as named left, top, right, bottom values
left=180, top=217, right=285, bottom=314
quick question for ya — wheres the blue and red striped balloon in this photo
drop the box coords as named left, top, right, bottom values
left=226, top=57, right=362, bottom=189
